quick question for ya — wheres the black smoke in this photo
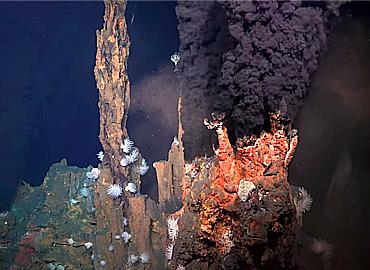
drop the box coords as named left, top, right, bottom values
left=176, top=1, right=342, bottom=156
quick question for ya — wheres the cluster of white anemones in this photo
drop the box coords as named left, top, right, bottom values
left=128, top=253, right=150, bottom=265
left=119, top=137, right=150, bottom=176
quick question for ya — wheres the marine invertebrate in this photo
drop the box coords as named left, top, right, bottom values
left=127, top=148, right=139, bottom=164
left=125, top=182, right=137, bottom=194
left=96, top=151, right=104, bottom=161
left=140, top=158, right=149, bottom=175
left=167, top=216, right=179, bottom=241
left=86, top=168, right=100, bottom=179
left=294, top=187, right=313, bottom=216
left=67, top=238, right=74, bottom=245
left=139, top=253, right=150, bottom=264
left=220, top=229, right=234, bottom=254
left=170, top=52, right=180, bottom=68
left=128, top=254, right=139, bottom=264
left=237, top=180, right=256, bottom=202
left=79, top=187, right=89, bottom=198
left=122, top=232, right=131, bottom=244
left=122, top=216, right=128, bottom=226
left=172, top=136, right=180, bottom=146
left=121, top=137, right=134, bottom=154
left=310, top=238, right=333, bottom=258
left=177, top=265, right=186, bottom=270
left=165, top=243, right=174, bottom=260
left=107, top=184, right=123, bottom=198
left=120, top=156, right=129, bottom=167
left=84, top=242, right=93, bottom=249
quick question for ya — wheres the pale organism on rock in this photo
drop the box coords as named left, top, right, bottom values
left=127, top=148, right=139, bottom=164
left=86, top=168, right=100, bottom=179
left=139, top=253, right=150, bottom=264
left=107, top=184, right=123, bottom=198
left=120, top=156, right=129, bottom=167
left=67, top=238, right=74, bottom=245
left=97, top=151, right=104, bottom=161
left=121, top=137, right=134, bottom=154
left=165, top=243, right=174, bottom=260
left=237, top=180, right=256, bottom=202
left=0, top=211, right=8, bottom=217
left=70, top=198, right=79, bottom=205
left=172, top=136, right=180, bottom=146
left=84, top=242, right=93, bottom=249
left=122, top=216, right=128, bottom=226
left=167, top=216, right=179, bottom=241
left=140, top=158, right=149, bottom=175
left=128, top=254, right=139, bottom=264
left=125, top=182, right=137, bottom=194
left=170, top=52, right=180, bottom=68
left=122, top=231, right=131, bottom=244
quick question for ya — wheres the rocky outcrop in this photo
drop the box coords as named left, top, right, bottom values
left=0, top=159, right=96, bottom=270
left=154, top=99, right=185, bottom=213
left=170, top=114, right=299, bottom=270
left=92, top=1, right=169, bottom=269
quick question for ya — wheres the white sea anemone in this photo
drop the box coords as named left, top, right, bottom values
left=97, top=151, right=104, bottom=161
left=170, top=52, right=180, bottom=67
left=84, top=242, right=93, bottom=249
left=121, top=137, right=134, bottom=154
left=172, top=136, right=180, bottom=146
left=295, top=187, right=313, bottom=216
left=86, top=168, right=100, bottom=180
left=139, top=253, right=150, bottom=264
left=128, top=254, right=139, bottom=264
left=140, top=158, right=149, bottom=175
left=177, top=265, right=186, bottom=270
left=127, top=148, right=139, bottom=164
left=310, top=238, right=333, bottom=258
left=167, top=216, right=179, bottom=241
left=125, top=182, right=137, bottom=194
left=120, top=156, right=129, bottom=167
left=165, top=243, right=174, bottom=260
left=122, top=232, right=131, bottom=244
left=122, top=216, right=128, bottom=226
left=107, top=184, right=123, bottom=198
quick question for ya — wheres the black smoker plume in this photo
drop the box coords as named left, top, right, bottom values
left=176, top=0, right=342, bottom=157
